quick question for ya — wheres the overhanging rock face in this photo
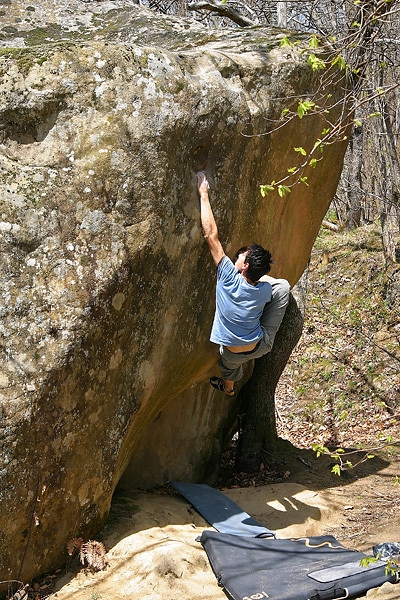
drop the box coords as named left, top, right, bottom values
left=0, top=0, right=350, bottom=582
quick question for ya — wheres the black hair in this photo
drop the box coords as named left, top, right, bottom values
left=234, top=243, right=273, bottom=282
left=233, top=246, right=249, bottom=263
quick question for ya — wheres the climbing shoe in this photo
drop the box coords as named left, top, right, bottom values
left=210, top=377, right=234, bottom=397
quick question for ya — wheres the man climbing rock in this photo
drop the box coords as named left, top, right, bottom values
left=197, top=171, right=290, bottom=396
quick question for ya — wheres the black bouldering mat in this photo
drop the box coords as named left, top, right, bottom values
left=201, top=530, right=399, bottom=600
left=170, top=481, right=274, bottom=538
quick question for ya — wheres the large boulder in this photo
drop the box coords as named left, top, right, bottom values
left=0, top=0, right=350, bottom=584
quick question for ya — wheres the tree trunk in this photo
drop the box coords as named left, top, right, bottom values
left=235, top=273, right=307, bottom=473
left=380, top=204, right=398, bottom=264
left=345, top=121, right=364, bottom=228
left=376, top=61, right=400, bottom=263
left=277, top=2, right=287, bottom=28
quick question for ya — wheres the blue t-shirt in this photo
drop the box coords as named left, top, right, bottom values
left=210, top=256, right=272, bottom=346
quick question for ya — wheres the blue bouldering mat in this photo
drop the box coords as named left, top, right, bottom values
left=171, top=482, right=399, bottom=600
left=170, top=481, right=274, bottom=538
left=201, top=531, right=399, bottom=600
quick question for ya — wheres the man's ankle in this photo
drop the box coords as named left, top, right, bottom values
left=223, top=380, right=234, bottom=393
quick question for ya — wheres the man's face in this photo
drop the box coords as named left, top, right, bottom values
left=234, top=251, right=248, bottom=273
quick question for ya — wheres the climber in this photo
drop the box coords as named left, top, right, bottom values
left=197, top=171, right=290, bottom=396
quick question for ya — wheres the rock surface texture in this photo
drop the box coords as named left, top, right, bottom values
left=0, top=0, right=350, bottom=583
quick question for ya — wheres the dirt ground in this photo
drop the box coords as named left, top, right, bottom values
left=34, top=447, right=399, bottom=600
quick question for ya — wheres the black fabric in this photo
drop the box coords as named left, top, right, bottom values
left=170, top=482, right=274, bottom=538
left=201, top=531, right=399, bottom=600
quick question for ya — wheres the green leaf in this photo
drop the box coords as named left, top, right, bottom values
left=331, top=464, right=341, bottom=476
left=297, top=100, right=316, bottom=119
left=294, top=146, right=307, bottom=156
left=354, top=119, right=362, bottom=126
left=287, top=167, right=297, bottom=173
left=385, top=560, right=399, bottom=577
left=260, top=184, right=275, bottom=197
left=304, top=100, right=316, bottom=110
left=360, top=557, right=378, bottom=568
left=309, top=158, right=317, bottom=169
left=312, top=444, right=330, bottom=458
left=313, top=140, right=325, bottom=154
left=280, top=36, right=291, bottom=48
left=300, top=176, right=309, bottom=186
left=277, top=185, right=291, bottom=197
left=307, top=54, right=326, bottom=71
left=321, top=127, right=331, bottom=135
left=309, top=35, right=319, bottom=49
left=332, top=54, right=347, bottom=70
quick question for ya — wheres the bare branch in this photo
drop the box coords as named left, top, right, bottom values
left=322, top=220, right=340, bottom=232
left=187, top=0, right=257, bottom=27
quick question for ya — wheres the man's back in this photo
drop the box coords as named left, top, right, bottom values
left=210, top=256, right=272, bottom=346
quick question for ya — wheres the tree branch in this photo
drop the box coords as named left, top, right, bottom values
left=188, top=0, right=257, bottom=27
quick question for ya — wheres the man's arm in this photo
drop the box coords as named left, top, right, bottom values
left=197, top=172, right=224, bottom=266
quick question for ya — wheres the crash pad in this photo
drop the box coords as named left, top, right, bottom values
left=170, top=481, right=274, bottom=538
left=201, top=530, right=399, bottom=600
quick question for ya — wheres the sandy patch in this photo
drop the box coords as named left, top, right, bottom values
left=49, top=472, right=400, bottom=600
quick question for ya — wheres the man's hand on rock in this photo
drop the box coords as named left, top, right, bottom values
left=197, top=171, right=210, bottom=197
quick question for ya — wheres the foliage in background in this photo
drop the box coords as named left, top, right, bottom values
left=276, top=220, right=399, bottom=475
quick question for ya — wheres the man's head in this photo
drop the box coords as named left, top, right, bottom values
left=233, top=243, right=273, bottom=283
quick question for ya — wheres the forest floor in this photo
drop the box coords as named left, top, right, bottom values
left=26, top=222, right=399, bottom=600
